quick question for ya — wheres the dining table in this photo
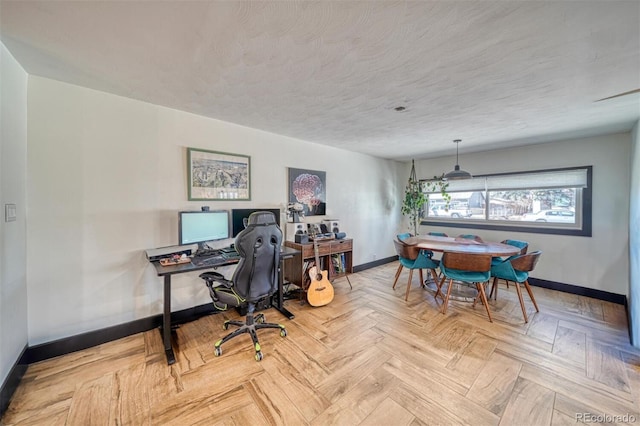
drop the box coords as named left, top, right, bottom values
left=403, top=234, right=521, bottom=301
left=404, top=235, right=521, bottom=256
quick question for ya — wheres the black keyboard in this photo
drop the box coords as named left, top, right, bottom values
left=222, top=252, right=240, bottom=261
left=194, top=248, right=221, bottom=258
left=192, top=255, right=226, bottom=267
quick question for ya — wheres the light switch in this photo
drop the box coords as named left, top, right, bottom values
left=5, top=204, right=16, bottom=222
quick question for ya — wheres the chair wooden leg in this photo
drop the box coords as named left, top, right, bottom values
left=523, top=280, right=540, bottom=312
left=476, top=281, right=493, bottom=322
left=405, top=269, right=414, bottom=301
left=430, top=269, right=438, bottom=286
left=419, top=269, right=424, bottom=288
left=514, top=281, right=528, bottom=323
left=489, top=276, right=498, bottom=300
left=441, top=278, right=454, bottom=315
left=434, top=274, right=446, bottom=300
left=392, top=264, right=403, bottom=289
left=473, top=282, right=488, bottom=307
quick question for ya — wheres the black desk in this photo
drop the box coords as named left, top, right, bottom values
left=150, top=246, right=299, bottom=365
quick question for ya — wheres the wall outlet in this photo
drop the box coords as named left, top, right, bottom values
left=5, top=204, right=16, bottom=222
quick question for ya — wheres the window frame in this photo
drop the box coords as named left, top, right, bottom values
left=419, top=166, right=592, bottom=237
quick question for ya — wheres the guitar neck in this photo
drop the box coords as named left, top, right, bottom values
left=314, top=239, right=321, bottom=269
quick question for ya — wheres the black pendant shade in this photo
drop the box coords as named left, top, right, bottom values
left=444, top=139, right=472, bottom=180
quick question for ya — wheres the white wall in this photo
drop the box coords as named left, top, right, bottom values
left=415, top=134, right=631, bottom=296
left=629, top=121, right=639, bottom=345
left=0, top=44, right=28, bottom=385
left=26, top=76, right=404, bottom=345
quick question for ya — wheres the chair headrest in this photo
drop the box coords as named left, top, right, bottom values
left=246, top=211, right=278, bottom=226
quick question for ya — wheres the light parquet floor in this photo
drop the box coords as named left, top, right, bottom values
left=3, top=262, right=640, bottom=425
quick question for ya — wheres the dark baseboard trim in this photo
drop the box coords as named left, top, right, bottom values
left=528, top=277, right=626, bottom=305
left=1, top=344, right=28, bottom=418
left=353, top=256, right=397, bottom=273
left=21, top=303, right=218, bottom=365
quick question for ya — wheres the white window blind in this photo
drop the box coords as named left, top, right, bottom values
left=421, top=177, right=486, bottom=193
left=486, top=168, right=588, bottom=191
left=422, top=168, right=588, bottom=193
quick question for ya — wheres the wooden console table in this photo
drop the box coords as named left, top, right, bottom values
left=284, top=238, right=353, bottom=287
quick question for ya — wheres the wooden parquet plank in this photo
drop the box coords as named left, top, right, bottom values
left=318, top=328, right=385, bottom=370
left=377, top=332, right=468, bottom=396
left=390, top=383, right=468, bottom=426
left=109, top=362, right=151, bottom=425
left=551, top=409, right=580, bottom=426
left=151, top=384, right=253, bottom=425
left=1, top=397, right=71, bottom=425
left=179, top=351, right=264, bottom=395
left=586, top=339, right=632, bottom=393
left=499, top=377, right=555, bottom=426
left=246, top=371, right=308, bottom=425
left=445, top=332, right=498, bottom=390
left=143, top=329, right=165, bottom=358
left=458, top=315, right=551, bottom=352
left=311, top=368, right=399, bottom=425
left=552, top=325, right=586, bottom=369
left=526, top=311, right=559, bottom=344
left=66, top=373, right=113, bottom=426
left=201, top=403, right=265, bottom=426
left=603, top=300, right=629, bottom=328
left=260, top=342, right=331, bottom=422
left=316, top=346, right=392, bottom=403
left=359, top=397, right=415, bottom=425
left=552, top=393, right=617, bottom=424
left=383, top=357, right=500, bottom=426
left=558, top=318, right=637, bottom=352
left=466, top=352, right=522, bottom=416
left=520, top=364, right=639, bottom=416
left=495, top=339, right=586, bottom=377
left=430, top=318, right=477, bottom=359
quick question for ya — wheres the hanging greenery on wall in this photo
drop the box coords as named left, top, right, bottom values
left=401, top=160, right=449, bottom=235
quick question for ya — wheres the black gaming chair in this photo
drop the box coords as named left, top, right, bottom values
left=199, top=211, right=286, bottom=361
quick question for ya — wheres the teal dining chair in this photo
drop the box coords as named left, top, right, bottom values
left=490, top=251, right=541, bottom=323
left=428, top=231, right=448, bottom=237
left=397, top=232, right=412, bottom=242
left=457, top=234, right=484, bottom=242
left=491, top=239, right=528, bottom=265
left=398, top=232, right=436, bottom=259
left=439, top=252, right=493, bottom=322
left=490, top=239, right=529, bottom=293
left=393, top=239, right=440, bottom=301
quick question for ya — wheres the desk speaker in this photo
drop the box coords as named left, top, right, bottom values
left=285, top=223, right=308, bottom=242
left=322, top=219, right=340, bottom=234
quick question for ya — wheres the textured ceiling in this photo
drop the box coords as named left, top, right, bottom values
left=1, top=1, right=639, bottom=160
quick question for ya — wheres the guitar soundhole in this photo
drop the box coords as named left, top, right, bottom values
left=315, top=287, right=326, bottom=291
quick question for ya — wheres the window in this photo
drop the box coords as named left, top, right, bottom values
left=420, top=166, right=592, bottom=236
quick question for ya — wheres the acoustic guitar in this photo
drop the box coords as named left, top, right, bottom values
left=306, top=239, right=334, bottom=307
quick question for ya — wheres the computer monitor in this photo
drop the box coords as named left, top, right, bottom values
left=231, top=208, right=281, bottom=237
left=179, top=210, right=230, bottom=251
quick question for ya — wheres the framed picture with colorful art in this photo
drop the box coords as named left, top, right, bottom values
left=288, top=167, right=326, bottom=216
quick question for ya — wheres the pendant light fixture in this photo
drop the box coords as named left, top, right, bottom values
left=444, top=139, right=472, bottom=180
